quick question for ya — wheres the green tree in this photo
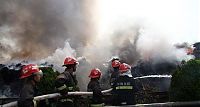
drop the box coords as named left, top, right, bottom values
left=37, top=67, right=59, bottom=94
left=169, top=59, right=200, bottom=101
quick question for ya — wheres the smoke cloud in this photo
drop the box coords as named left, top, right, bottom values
left=0, top=0, right=192, bottom=65
left=0, top=0, right=194, bottom=91
left=0, top=0, right=96, bottom=62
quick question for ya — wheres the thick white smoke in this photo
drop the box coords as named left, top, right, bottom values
left=0, top=0, right=96, bottom=62
left=94, top=0, right=196, bottom=64
left=42, top=41, right=75, bottom=66
left=39, top=41, right=76, bottom=72
left=0, top=0, right=195, bottom=65
left=0, top=0, right=196, bottom=91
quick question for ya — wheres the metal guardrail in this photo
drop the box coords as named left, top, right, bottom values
left=106, top=101, right=200, bottom=107
left=3, top=88, right=200, bottom=107
left=0, top=98, right=19, bottom=107
left=2, top=88, right=112, bottom=107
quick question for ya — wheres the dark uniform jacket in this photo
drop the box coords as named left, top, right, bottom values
left=87, top=79, right=103, bottom=104
left=112, top=75, right=136, bottom=105
left=55, top=70, right=78, bottom=92
left=55, top=70, right=78, bottom=107
left=110, top=68, right=119, bottom=86
left=18, top=81, right=37, bottom=107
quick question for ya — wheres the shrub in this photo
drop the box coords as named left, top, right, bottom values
left=169, top=59, right=200, bottom=101
left=37, top=67, right=59, bottom=94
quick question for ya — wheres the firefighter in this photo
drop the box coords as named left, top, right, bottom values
left=87, top=68, right=104, bottom=107
left=18, top=64, right=43, bottom=107
left=112, top=63, right=136, bottom=106
left=110, top=60, right=121, bottom=86
left=55, top=57, right=79, bottom=107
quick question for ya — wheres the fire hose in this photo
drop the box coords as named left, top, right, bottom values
left=2, top=88, right=112, bottom=107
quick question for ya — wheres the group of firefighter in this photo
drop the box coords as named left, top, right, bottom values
left=17, top=57, right=136, bottom=107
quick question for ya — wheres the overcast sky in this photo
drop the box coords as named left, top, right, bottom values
left=97, top=0, right=199, bottom=44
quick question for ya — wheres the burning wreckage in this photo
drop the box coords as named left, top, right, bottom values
left=0, top=42, right=200, bottom=106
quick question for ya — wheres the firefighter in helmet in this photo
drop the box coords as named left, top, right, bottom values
left=112, top=63, right=136, bottom=106
left=18, top=64, right=43, bottom=107
left=110, top=60, right=121, bottom=86
left=87, top=68, right=104, bottom=107
left=55, top=57, right=79, bottom=107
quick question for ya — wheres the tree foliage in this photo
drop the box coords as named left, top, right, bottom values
left=169, top=59, right=200, bottom=101
left=37, top=67, right=59, bottom=94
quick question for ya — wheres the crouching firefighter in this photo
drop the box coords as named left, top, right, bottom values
left=18, top=64, right=43, bottom=107
left=112, top=63, right=136, bottom=106
left=87, top=68, right=104, bottom=107
left=55, top=57, right=79, bottom=107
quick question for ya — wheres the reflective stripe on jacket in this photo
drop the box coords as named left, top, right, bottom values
left=116, top=86, right=133, bottom=90
left=56, top=70, right=78, bottom=92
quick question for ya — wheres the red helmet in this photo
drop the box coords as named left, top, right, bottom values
left=89, top=68, right=102, bottom=78
left=20, top=64, right=43, bottom=79
left=119, top=63, right=131, bottom=74
left=63, top=57, right=78, bottom=66
left=112, top=60, right=121, bottom=68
